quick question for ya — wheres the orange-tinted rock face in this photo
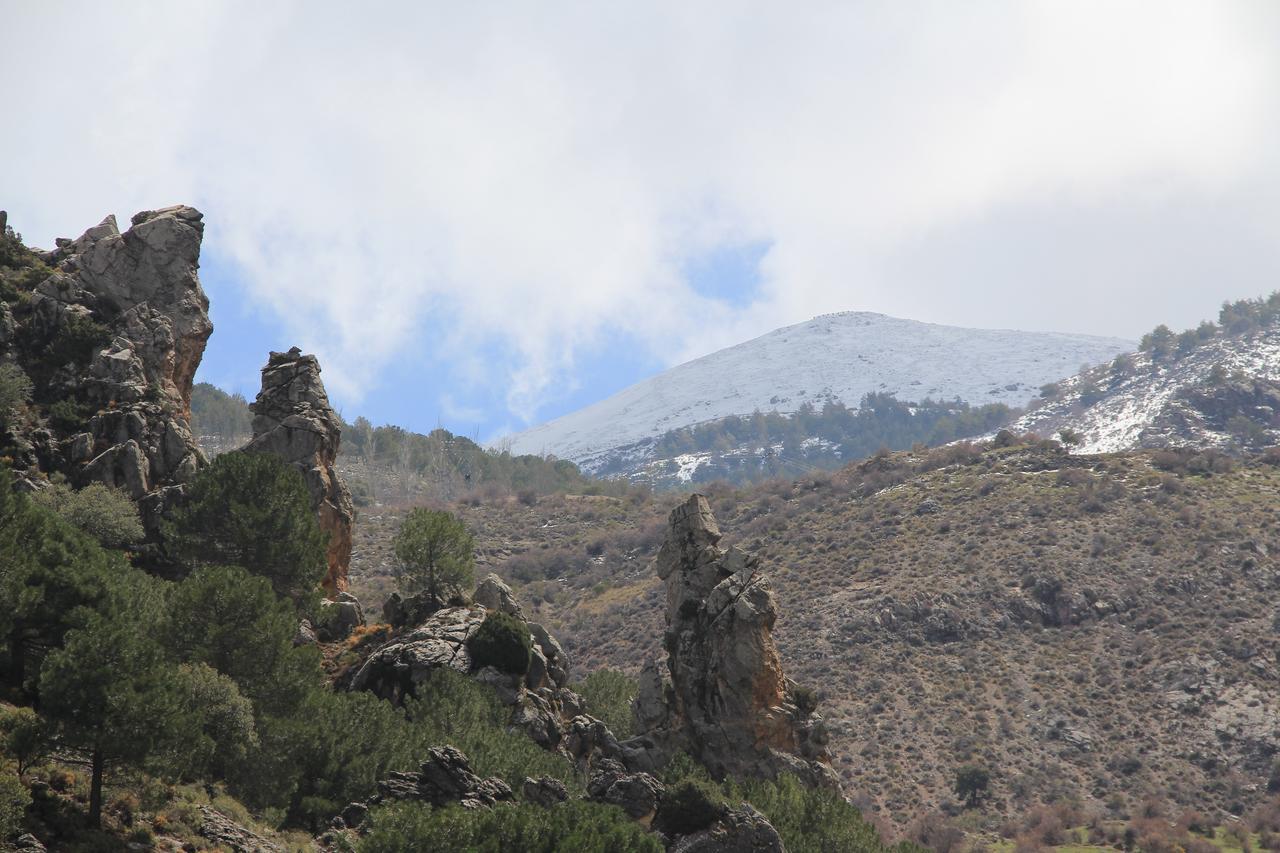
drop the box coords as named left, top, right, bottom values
left=638, top=494, right=837, bottom=789
left=243, top=348, right=355, bottom=595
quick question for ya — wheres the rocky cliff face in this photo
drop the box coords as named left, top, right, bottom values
left=0, top=207, right=212, bottom=537
left=636, top=494, right=837, bottom=789
left=243, top=348, right=355, bottom=595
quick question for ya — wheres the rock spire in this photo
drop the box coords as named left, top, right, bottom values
left=243, top=347, right=355, bottom=595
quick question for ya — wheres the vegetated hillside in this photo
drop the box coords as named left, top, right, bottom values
left=595, top=393, right=1017, bottom=488
left=500, top=311, right=1132, bottom=469
left=191, top=382, right=624, bottom=503
left=347, top=440, right=1280, bottom=832
left=1011, top=295, right=1280, bottom=454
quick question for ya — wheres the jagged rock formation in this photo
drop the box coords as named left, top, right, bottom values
left=0, top=207, right=212, bottom=538
left=636, top=494, right=837, bottom=789
left=348, top=575, right=652, bottom=771
left=243, top=347, right=355, bottom=595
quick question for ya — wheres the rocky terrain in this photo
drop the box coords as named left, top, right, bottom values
left=346, top=439, right=1280, bottom=832
left=501, top=311, right=1132, bottom=472
left=0, top=207, right=211, bottom=540
left=1009, top=318, right=1280, bottom=454
left=0, top=209, right=357, bottom=588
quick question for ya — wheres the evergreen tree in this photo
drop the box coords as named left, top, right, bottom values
left=166, top=451, right=326, bottom=605
left=393, top=508, right=475, bottom=605
left=38, top=570, right=248, bottom=827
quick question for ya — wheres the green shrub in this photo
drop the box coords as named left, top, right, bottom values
left=46, top=313, right=111, bottom=367
left=653, top=779, right=725, bottom=836
left=790, top=683, right=819, bottom=717
left=30, top=482, right=144, bottom=548
left=574, top=669, right=639, bottom=739
left=0, top=771, right=29, bottom=840
left=359, top=800, right=662, bottom=853
left=46, top=398, right=93, bottom=432
left=729, top=774, right=917, bottom=853
left=0, top=363, right=32, bottom=421
left=0, top=707, right=47, bottom=775
left=467, top=611, right=531, bottom=675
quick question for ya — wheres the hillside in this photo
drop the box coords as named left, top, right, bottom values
left=500, top=311, right=1132, bottom=471
left=346, top=440, right=1280, bottom=833
left=1011, top=297, right=1280, bottom=454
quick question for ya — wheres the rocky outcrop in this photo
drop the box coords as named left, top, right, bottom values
left=586, top=758, right=663, bottom=823
left=197, top=805, right=283, bottom=853
left=670, top=804, right=786, bottom=853
left=0, top=207, right=212, bottom=539
left=637, top=494, right=837, bottom=789
left=242, top=347, right=355, bottom=595
left=336, top=745, right=514, bottom=834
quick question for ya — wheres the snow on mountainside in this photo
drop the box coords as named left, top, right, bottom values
left=1007, top=323, right=1280, bottom=454
left=502, top=311, right=1133, bottom=467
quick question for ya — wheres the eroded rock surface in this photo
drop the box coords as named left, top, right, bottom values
left=243, top=347, right=355, bottom=594
left=1, top=207, right=212, bottom=540
left=638, top=494, right=838, bottom=789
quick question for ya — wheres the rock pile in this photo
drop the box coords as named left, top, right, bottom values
left=635, top=494, right=837, bottom=789
left=242, top=347, right=355, bottom=595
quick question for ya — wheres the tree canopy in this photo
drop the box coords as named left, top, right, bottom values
left=393, top=507, right=475, bottom=604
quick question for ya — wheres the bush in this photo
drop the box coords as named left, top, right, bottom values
left=30, top=482, right=144, bottom=548
left=0, top=363, right=32, bottom=421
left=654, top=779, right=725, bottom=837
left=46, top=398, right=93, bottom=432
left=359, top=800, right=662, bottom=853
left=574, top=669, right=639, bottom=739
left=468, top=611, right=532, bottom=675
left=790, top=683, right=820, bottom=717
left=46, top=313, right=111, bottom=367
left=0, top=772, right=29, bottom=841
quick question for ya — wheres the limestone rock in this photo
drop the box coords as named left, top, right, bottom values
left=639, top=494, right=838, bottom=789
left=473, top=572, right=525, bottom=620
left=587, top=759, right=664, bottom=823
left=318, top=592, right=366, bottom=641
left=197, top=805, right=283, bottom=853
left=0, top=207, right=211, bottom=542
left=242, top=347, right=355, bottom=595
left=521, top=776, right=569, bottom=807
left=347, top=604, right=485, bottom=701
left=294, top=619, right=319, bottom=647
left=367, top=746, right=514, bottom=811
left=670, top=804, right=786, bottom=853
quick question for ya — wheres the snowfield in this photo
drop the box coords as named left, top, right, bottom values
left=500, top=311, right=1133, bottom=466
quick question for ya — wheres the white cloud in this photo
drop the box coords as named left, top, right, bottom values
left=2, top=1, right=1278, bottom=424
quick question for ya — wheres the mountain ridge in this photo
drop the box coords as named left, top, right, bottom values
left=500, top=311, right=1133, bottom=469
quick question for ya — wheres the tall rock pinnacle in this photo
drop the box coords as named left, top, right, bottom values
left=243, top=347, right=355, bottom=595
left=635, top=494, right=838, bottom=789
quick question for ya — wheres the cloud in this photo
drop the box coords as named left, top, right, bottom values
left=3, top=1, right=1278, bottom=427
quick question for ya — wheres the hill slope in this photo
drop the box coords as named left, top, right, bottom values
left=501, top=312, right=1132, bottom=470
left=348, top=442, right=1280, bottom=830
left=1009, top=322, right=1280, bottom=454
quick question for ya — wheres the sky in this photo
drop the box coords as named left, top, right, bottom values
left=2, top=2, right=1278, bottom=441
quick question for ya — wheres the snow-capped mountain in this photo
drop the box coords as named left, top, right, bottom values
left=501, top=311, right=1133, bottom=469
left=1007, top=324, right=1280, bottom=454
